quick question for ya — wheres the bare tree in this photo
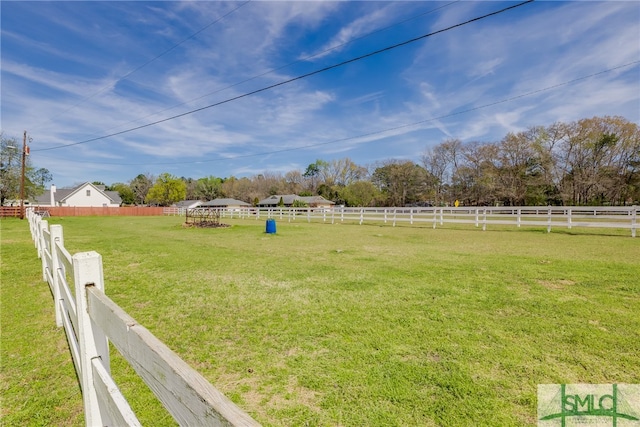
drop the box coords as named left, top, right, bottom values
left=421, top=143, right=452, bottom=205
left=321, top=157, right=367, bottom=187
left=372, top=160, right=430, bottom=206
left=129, top=173, right=155, bottom=205
left=284, top=170, right=304, bottom=194
left=495, top=132, right=538, bottom=206
left=453, top=142, right=498, bottom=206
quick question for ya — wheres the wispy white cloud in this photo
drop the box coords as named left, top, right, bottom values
left=303, top=3, right=399, bottom=60
left=401, top=1, right=639, bottom=144
left=2, top=61, right=113, bottom=99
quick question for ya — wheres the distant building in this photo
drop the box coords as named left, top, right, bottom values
left=200, top=198, right=251, bottom=209
left=257, top=194, right=335, bottom=209
left=174, top=200, right=202, bottom=210
left=34, top=183, right=122, bottom=207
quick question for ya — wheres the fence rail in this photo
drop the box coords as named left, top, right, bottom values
left=0, top=206, right=23, bottom=217
left=26, top=208, right=260, bottom=426
left=176, top=206, right=637, bottom=237
left=6, top=204, right=635, bottom=237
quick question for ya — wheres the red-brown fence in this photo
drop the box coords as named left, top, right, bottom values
left=0, top=206, right=22, bottom=218
left=1, top=206, right=165, bottom=217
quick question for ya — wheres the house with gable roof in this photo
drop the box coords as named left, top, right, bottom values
left=174, top=200, right=202, bottom=210
left=34, top=183, right=122, bottom=207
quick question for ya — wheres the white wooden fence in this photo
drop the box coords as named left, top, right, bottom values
left=26, top=209, right=260, bottom=427
left=167, top=205, right=637, bottom=237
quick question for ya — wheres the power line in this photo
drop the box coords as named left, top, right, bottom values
left=36, top=60, right=639, bottom=167
left=34, top=0, right=533, bottom=153
left=31, top=1, right=252, bottom=132
left=81, top=1, right=461, bottom=139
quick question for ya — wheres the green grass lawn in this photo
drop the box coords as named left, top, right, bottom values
left=2, top=216, right=639, bottom=426
left=1, top=218, right=84, bottom=426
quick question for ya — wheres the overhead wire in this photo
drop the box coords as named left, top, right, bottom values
left=80, top=1, right=461, bottom=139
left=33, top=0, right=534, bottom=153
left=35, top=60, right=640, bottom=167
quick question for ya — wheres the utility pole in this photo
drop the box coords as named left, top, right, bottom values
left=19, top=130, right=27, bottom=220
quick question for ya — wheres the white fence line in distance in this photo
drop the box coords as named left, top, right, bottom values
left=165, top=206, right=637, bottom=237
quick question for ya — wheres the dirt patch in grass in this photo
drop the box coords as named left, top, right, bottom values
left=216, top=371, right=322, bottom=421
left=269, top=377, right=322, bottom=413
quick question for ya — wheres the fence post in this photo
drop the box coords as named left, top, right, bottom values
left=29, top=211, right=35, bottom=240
left=50, top=225, right=64, bottom=327
left=73, top=251, right=111, bottom=427
left=33, top=215, right=43, bottom=254
left=632, top=206, right=637, bottom=238
left=39, top=220, right=49, bottom=280
left=517, top=208, right=521, bottom=228
left=567, top=208, right=572, bottom=230
left=475, top=208, right=479, bottom=227
left=547, top=206, right=552, bottom=233
left=29, top=211, right=38, bottom=242
left=359, top=208, right=364, bottom=225
left=482, top=209, right=487, bottom=231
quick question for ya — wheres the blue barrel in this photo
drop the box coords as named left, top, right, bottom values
left=265, top=219, right=276, bottom=234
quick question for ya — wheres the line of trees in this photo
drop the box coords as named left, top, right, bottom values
left=423, top=116, right=640, bottom=207
left=109, top=116, right=638, bottom=207
left=4, top=115, right=638, bottom=208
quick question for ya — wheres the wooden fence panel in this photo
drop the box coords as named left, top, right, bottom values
left=0, top=206, right=22, bottom=217
left=87, top=287, right=260, bottom=427
left=73, top=251, right=112, bottom=426
left=25, top=208, right=260, bottom=426
left=215, top=206, right=637, bottom=237
left=91, top=358, right=142, bottom=427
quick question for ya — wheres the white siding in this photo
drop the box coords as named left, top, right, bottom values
left=60, top=184, right=119, bottom=207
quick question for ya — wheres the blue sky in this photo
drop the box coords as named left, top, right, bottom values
left=2, top=1, right=639, bottom=188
